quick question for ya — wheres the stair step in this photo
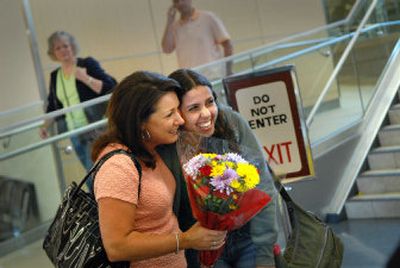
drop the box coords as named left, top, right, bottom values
left=351, top=192, right=400, bottom=200
left=361, top=169, right=400, bottom=176
left=378, top=124, right=400, bottom=146
left=368, top=146, right=400, bottom=169
left=371, top=145, right=400, bottom=153
left=345, top=95, right=400, bottom=220
left=345, top=192, right=400, bottom=219
left=357, top=170, right=400, bottom=194
left=391, top=103, right=400, bottom=110
left=389, top=107, right=400, bottom=124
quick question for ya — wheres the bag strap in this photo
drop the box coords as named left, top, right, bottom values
left=276, top=180, right=293, bottom=203
left=75, top=149, right=142, bottom=196
left=268, top=165, right=293, bottom=203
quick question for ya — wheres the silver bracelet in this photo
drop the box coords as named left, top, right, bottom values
left=175, top=233, right=180, bottom=254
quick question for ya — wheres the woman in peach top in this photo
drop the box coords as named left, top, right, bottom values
left=91, top=71, right=226, bottom=267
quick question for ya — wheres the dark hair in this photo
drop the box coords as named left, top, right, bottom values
left=47, top=31, right=79, bottom=61
left=168, top=68, right=236, bottom=143
left=92, top=71, right=181, bottom=168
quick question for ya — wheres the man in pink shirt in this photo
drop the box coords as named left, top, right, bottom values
left=162, top=0, right=233, bottom=79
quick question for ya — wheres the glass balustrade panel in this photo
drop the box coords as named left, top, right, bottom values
left=0, top=143, right=62, bottom=249
left=0, top=127, right=102, bottom=252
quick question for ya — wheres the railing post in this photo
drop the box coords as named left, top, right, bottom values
left=21, top=0, right=47, bottom=105
left=306, top=0, right=379, bottom=128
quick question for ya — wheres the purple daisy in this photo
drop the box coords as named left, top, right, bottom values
left=210, top=168, right=238, bottom=195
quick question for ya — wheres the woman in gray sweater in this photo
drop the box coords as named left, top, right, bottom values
left=158, top=69, right=278, bottom=268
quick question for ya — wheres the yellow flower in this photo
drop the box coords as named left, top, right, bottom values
left=235, top=163, right=260, bottom=192
left=230, top=179, right=241, bottom=190
left=238, top=184, right=248, bottom=192
left=203, top=153, right=217, bottom=159
left=225, top=161, right=235, bottom=169
left=230, top=179, right=247, bottom=192
left=210, top=163, right=225, bottom=177
left=245, top=175, right=259, bottom=189
left=229, top=203, right=238, bottom=210
left=236, top=163, right=258, bottom=179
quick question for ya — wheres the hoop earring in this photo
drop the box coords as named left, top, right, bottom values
left=141, top=129, right=151, bottom=141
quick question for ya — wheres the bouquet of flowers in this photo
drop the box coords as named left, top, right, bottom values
left=182, top=152, right=271, bottom=266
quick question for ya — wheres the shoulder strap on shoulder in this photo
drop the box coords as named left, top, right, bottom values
left=77, top=149, right=142, bottom=196
left=268, top=165, right=292, bottom=203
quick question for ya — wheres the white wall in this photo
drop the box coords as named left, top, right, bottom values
left=1, top=0, right=328, bottom=114
left=0, top=0, right=41, bottom=114
left=29, top=0, right=328, bottom=85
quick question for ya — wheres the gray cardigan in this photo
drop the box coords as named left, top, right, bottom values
left=157, top=105, right=278, bottom=266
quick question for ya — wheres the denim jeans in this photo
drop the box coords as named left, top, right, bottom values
left=184, top=225, right=255, bottom=268
left=70, top=135, right=93, bottom=189
left=185, top=249, right=201, bottom=268
left=214, top=228, right=256, bottom=268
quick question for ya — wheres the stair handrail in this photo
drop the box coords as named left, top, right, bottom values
left=305, top=0, right=379, bottom=127
left=3, top=20, right=400, bottom=160
left=0, top=36, right=340, bottom=139
left=0, top=29, right=380, bottom=161
left=0, top=93, right=110, bottom=136
left=191, top=0, right=366, bottom=73
left=0, top=118, right=107, bottom=161
left=327, top=38, right=400, bottom=215
left=0, top=1, right=382, bottom=158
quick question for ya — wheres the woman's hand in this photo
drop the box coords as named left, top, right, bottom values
left=75, top=67, right=102, bottom=93
left=75, top=67, right=88, bottom=82
left=39, top=119, right=52, bottom=139
left=39, top=127, right=48, bottom=139
left=181, top=222, right=227, bottom=251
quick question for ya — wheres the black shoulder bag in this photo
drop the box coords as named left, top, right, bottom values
left=43, top=149, right=142, bottom=268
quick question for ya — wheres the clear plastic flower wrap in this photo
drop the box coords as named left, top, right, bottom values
left=177, top=132, right=273, bottom=266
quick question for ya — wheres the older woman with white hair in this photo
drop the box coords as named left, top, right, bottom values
left=40, top=31, right=116, bottom=180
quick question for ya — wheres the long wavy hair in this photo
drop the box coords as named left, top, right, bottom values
left=92, top=71, right=181, bottom=168
left=168, top=69, right=237, bottom=146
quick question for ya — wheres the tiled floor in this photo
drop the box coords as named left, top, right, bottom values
left=330, top=218, right=400, bottom=268
left=0, top=239, right=52, bottom=268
